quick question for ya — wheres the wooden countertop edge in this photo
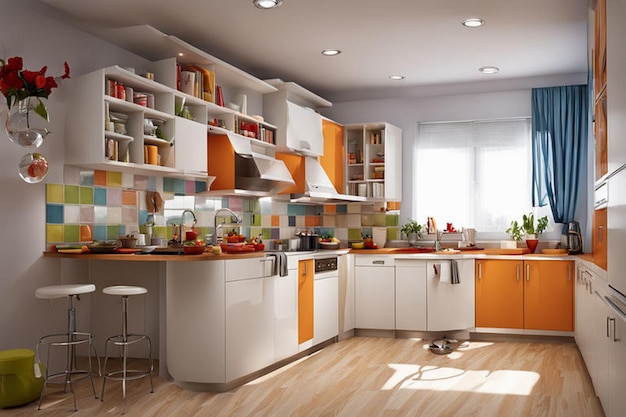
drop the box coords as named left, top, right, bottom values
left=43, top=251, right=265, bottom=261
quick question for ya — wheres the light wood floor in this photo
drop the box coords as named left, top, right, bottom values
left=3, top=337, right=605, bottom=417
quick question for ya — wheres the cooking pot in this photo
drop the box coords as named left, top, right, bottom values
left=297, top=233, right=319, bottom=251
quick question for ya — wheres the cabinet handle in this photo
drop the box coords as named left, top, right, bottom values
left=567, top=264, right=571, bottom=281
left=516, top=264, right=520, bottom=281
left=478, top=263, right=482, bottom=280
left=611, top=318, right=620, bottom=342
left=598, top=225, right=604, bottom=243
left=373, top=260, right=385, bottom=265
left=526, top=264, right=530, bottom=281
left=607, top=316, right=611, bottom=338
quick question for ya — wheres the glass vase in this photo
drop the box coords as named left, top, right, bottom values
left=5, top=97, right=50, bottom=148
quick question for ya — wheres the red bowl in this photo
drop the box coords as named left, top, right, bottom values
left=253, top=243, right=265, bottom=251
left=183, top=245, right=205, bottom=255
left=186, top=231, right=199, bottom=241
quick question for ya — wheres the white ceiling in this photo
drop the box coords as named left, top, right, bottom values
left=28, top=0, right=590, bottom=102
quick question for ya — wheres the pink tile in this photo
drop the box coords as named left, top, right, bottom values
left=80, top=206, right=95, bottom=223
left=108, top=188, right=122, bottom=206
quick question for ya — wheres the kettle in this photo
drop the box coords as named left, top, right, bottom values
left=562, top=222, right=583, bottom=254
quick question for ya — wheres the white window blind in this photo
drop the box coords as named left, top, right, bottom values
left=415, top=118, right=554, bottom=239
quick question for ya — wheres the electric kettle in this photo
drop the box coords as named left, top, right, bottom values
left=566, top=222, right=583, bottom=254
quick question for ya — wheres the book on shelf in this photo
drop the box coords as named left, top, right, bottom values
left=178, top=63, right=215, bottom=103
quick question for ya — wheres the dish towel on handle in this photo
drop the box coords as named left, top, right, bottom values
left=450, top=259, right=460, bottom=284
left=433, top=261, right=460, bottom=284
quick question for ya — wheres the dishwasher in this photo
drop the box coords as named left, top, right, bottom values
left=313, top=256, right=339, bottom=345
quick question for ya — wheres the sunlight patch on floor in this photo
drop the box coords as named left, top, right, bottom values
left=384, top=364, right=539, bottom=395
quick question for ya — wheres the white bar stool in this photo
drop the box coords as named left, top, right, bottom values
left=100, top=286, right=154, bottom=403
left=35, top=284, right=99, bottom=411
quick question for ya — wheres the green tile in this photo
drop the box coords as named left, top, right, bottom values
left=107, top=225, right=122, bottom=240
left=348, top=228, right=363, bottom=241
left=64, top=185, right=80, bottom=204
left=64, top=225, right=80, bottom=243
left=46, top=184, right=63, bottom=203
left=251, top=213, right=261, bottom=226
left=79, top=186, right=94, bottom=204
left=107, top=171, right=122, bottom=187
left=386, top=214, right=399, bottom=227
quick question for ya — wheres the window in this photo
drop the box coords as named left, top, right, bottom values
left=414, top=118, right=555, bottom=240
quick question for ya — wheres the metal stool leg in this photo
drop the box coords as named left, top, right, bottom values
left=101, top=294, right=153, bottom=403
left=37, top=294, right=99, bottom=411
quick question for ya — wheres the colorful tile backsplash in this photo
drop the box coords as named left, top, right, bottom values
left=45, top=167, right=401, bottom=247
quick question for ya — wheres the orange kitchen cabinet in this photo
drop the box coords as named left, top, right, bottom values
left=320, top=119, right=344, bottom=193
left=593, top=208, right=608, bottom=270
left=275, top=152, right=305, bottom=195
left=207, top=134, right=236, bottom=190
left=523, top=260, right=574, bottom=332
left=475, top=259, right=524, bottom=329
left=298, top=259, right=314, bottom=344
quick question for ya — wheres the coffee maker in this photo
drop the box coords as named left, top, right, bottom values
left=561, top=222, right=583, bottom=254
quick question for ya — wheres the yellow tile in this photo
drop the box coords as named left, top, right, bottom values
left=107, top=171, right=122, bottom=187
left=46, top=224, right=63, bottom=243
left=46, top=184, right=63, bottom=203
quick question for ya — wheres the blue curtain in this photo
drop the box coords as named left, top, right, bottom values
left=531, top=85, right=588, bottom=223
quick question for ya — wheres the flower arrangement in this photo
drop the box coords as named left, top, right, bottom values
left=0, top=56, right=70, bottom=121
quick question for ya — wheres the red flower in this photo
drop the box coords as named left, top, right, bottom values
left=0, top=56, right=70, bottom=121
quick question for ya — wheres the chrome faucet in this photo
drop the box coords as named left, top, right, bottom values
left=434, top=230, right=443, bottom=252
left=177, top=209, right=197, bottom=244
left=214, top=208, right=241, bottom=244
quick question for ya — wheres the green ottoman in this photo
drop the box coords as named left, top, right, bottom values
left=0, top=349, right=44, bottom=408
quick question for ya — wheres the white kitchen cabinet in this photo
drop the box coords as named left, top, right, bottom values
left=166, top=260, right=226, bottom=384
left=263, top=79, right=332, bottom=157
left=339, top=253, right=355, bottom=336
left=426, top=259, right=475, bottom=331
left=395, top=260, right=427, bottom=331
left=355, top=255, right=395, bottom=330
left=606, top=299, right=626, bottom=417
left=225, top=257, right=275, bottom=381
left=344, top=122, right=402, bottom=201
left=173, top=117, right=208, bottom=175
left=273, top=267, right=298, bottom=361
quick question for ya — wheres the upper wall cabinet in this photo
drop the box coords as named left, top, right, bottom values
left=344, top=122, right=402, bottom=202
left=606, top=0, right=626, bottom=174
left=65, top=66, right=183, bottom=176
left=263, top=79, right=332, bottom=157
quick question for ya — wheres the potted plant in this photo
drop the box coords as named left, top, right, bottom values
left=520, top=212, right=549, bottom=253
left=503, top=220, right=523, bottom=249
left=401, top=219, right=423, bottom=247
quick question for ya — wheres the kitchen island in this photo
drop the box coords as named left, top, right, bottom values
left=43, top=247, right=574, bottom=392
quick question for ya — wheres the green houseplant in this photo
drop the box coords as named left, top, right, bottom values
left=521, top=212, right=549, bottom=238
left=520, top=212, right=548, bottom=253
left=505, top=220, right=524, bottom=242
left=401, top=219, right=423, bottom=246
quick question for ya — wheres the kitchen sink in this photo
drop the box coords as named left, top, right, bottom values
left=391, top=247, right=436, bottom=253
left=148, top=247, right=185, bottom=255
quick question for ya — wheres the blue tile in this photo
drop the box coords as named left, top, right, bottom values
left=79, top=169, right=94, bottom=186
left=93, top=225, right=107, bottom=241
left=336, top=204, right=348, bottom=213
left=288, top=215, right=296, bottom=227
left=163, top=177, right=175, bottom=193
left=94, top=187, right=107, bottom=206
left=195, top=180, right=207, bottom=193
left=148, top=176, right=157, bottom=191
left=46, top=204, right=64, bottom=224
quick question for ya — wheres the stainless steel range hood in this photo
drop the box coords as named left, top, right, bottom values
left=205, top=133, right=295, bottom=197
left=290, top=157, right=366, bottom=204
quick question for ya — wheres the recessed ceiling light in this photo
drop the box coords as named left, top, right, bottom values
left=462, top=18, right=485, bottom=28
left=479, top=66, right=499, bottom=74
left=253, top=0, right=283, bottom=9
left=321, top=49, right=341, bottom=56
left=389, top=75, right=405, bottom=80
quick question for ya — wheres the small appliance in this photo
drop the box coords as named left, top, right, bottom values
left=561, top=222, right=582, bottom=254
